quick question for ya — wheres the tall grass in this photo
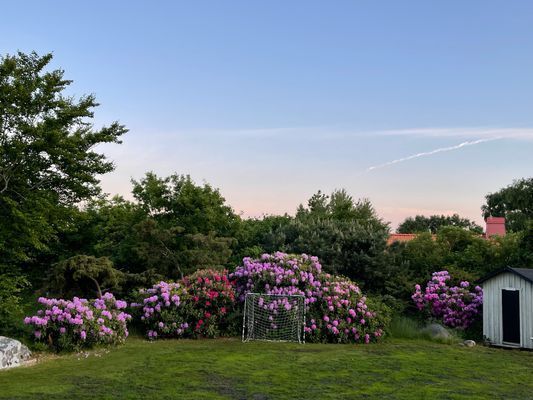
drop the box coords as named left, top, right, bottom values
left=388, top=316, right=458, bottom=343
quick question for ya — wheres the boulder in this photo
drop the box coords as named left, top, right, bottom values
left=421, top=323, right=451, bottom=340
left=464, top=340, right=476, bottom=347
left=0, top=336, right=31, bottom=369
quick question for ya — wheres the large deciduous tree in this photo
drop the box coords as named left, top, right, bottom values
left=129, top=173, right=239, bottom=277
left=0, top=51, right=127, bottom=269
left=482, top=177, right=533, bottom=232
left=0, top=51, right=126, bottom=333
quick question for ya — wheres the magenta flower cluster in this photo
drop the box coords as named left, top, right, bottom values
left=134, top=269, right=236, bottom=339
left=24, top=292, right=131, bottom=351
left=412, top=270, right=483, bottom=329
left=230, top=252, right=388, bottom=344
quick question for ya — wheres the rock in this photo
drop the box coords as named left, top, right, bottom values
left=0, top=336, right=31, bottom=369
left=464, top=340, right=476, bottom=347
left=421, top=323, right=451, bottom=340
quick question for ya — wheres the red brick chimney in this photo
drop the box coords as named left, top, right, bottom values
left=485, top=217, right=506, bottom=237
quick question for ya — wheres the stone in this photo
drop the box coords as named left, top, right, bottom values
left=421, top=323, right=451, bottom=340
left=464, top=340, right=476, bottom=347
left=0, top=336, right=31, bottom=369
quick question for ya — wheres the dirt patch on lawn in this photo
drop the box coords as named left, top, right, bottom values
left=207, top=372, right=270, bottom=400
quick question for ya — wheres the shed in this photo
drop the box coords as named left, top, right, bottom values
left=478, top=267, right=533, bottom=349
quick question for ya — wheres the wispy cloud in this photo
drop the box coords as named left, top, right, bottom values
left=131, top=125, right=533, bottom=142
left=227, top=126, right=533, bottom=140
left=366, top=137, right=501, bottom=172
left=370, top=127, right=533, bottom=140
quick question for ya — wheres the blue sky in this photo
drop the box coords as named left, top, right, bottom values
left=2, top=1, right=532, bottom=228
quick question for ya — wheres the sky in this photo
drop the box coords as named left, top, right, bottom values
left=2, top=1, right=532, bottom=229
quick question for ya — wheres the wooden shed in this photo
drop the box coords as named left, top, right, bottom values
left=478, top=267, right=533, bottom=349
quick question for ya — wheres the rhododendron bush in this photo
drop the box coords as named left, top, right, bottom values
left=412, top=271, right=483, bottom=329
left=24, top=293, right=131, bottom=351
left=230, top=252, right=390, bottom=344
left=135, top=269, right=236, bottom=339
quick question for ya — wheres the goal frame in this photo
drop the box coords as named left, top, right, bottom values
left=242, top=293, right=306, bottom=344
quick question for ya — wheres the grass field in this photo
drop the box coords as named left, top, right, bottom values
left=1, top=337, right=533, bottom=399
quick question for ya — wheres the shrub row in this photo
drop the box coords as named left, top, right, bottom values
left=26, top=253, right=473, bottom=351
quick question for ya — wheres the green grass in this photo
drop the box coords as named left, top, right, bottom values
left=1, top=337, right=533, bottom=399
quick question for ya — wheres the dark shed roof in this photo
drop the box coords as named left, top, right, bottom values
left=477, top=267, right=533, bottom=285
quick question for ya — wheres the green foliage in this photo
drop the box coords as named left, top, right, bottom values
left=0, top=52, right=126, bottom=271
left=53, top=174, right=240, bottom=285
left=65, top=196, right=146, bottom=262
left=380, top=226, right=530, bottom=313
left=482, top=177, right=533, bottom=232
left=232, top=215, right=292, bottom=262
left=49, top=255, right=124, bottom=299
left=248, top=190, right=391, bottom=290
left=287, top=218, right=389, bottom=289
left=518, top=221, right=533, bottom=266
left=397, top=214, right=483, bottom=234
left=124, top=173, right=239, bottom=277
left=0, top=273, right=29, bottom=335
left=296, top=189, right=383, bottom=226
left=132, top=172, right=239, bottom=237
left=131, top=219, right=233, bottom=278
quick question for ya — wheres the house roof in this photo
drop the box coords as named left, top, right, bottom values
left=476, top=267, right=533, bottom=285
left=386, top=233, right=436, bottom=245
left=387, top=233, right=418, bottom=245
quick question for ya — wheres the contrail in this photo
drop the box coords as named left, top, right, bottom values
left=366, top=137, right=500, bottom=172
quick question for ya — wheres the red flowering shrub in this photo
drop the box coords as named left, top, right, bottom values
left=182, top=269, right=236, bottom=337
left=134, top=269, right=237, bottom=339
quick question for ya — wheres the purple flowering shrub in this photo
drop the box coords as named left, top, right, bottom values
left=230, top=252, right=390, bottom=344
left=134, top=269, right=236, bottom=339
left=135, top=281, right=187, bottom=340
left=24, top=292, right=131, bottom=351
left=412, top=270, right=483, bottom=329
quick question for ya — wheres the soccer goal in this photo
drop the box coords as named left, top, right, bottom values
left=242, top=293, right=306, bottom=343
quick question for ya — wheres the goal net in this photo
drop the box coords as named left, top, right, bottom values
left=242, top=293, right=306, bottom=343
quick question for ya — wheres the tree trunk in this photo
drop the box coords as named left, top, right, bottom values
left=88, top=276, right=103, bottom=298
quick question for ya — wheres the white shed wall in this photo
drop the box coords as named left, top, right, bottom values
left=482, top=272, right=533, bottom=349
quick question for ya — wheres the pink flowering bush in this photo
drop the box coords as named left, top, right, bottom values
left=412, top=270, right=483, bottom=329
left=182, top=269, right=236, bottom=337
left=230, top=252, right=390, bottom=344
left=24, top=292, right=131, bottom=352
left=134, top=269, right=237, bottom=339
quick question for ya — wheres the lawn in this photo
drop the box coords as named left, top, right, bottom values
left=1, top=337, right=532, bottom=400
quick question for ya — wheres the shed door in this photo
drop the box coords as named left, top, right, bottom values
left=502, top=289, right=520, bottom=344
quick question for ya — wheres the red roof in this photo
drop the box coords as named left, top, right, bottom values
left=387, top=233, right=418, bottom=245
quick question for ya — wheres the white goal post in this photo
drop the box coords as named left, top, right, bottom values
left=242, top=293, right=306, bottom=344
